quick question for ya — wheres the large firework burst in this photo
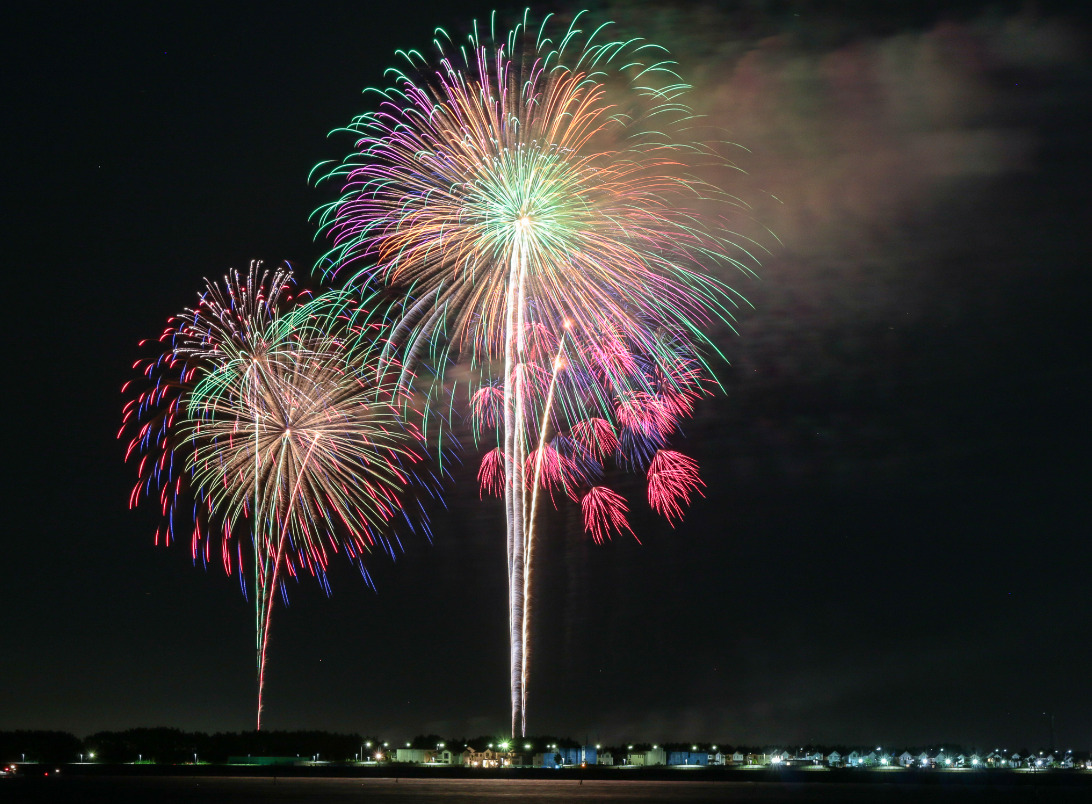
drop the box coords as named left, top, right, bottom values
left=122, top=262, right=431, bottom=728
left=314, top=10, right=759, bottom=736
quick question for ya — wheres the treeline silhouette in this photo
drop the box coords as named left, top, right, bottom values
left=2, top=729, right=592, bottom=764
left=0, top=731, right=82, bottom=764
left=1, top=729, right=364, bottom=764
left=405, top=733, right=579, bottom=751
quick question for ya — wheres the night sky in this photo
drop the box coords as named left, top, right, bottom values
left=4, top=1, right=1090, bottom=751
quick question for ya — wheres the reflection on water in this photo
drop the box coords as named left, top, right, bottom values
left=4, top=775, right=1092, bottom=803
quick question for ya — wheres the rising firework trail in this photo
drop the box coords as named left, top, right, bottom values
left=122, top=262, right=433, bottom=728
left=314, top=9, right=762, bottom=736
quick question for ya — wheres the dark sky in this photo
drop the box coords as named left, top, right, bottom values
left=4, top=1, right=1090, bottom=752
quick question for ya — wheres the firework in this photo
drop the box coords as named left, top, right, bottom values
left=581, top=486, right=635, bottom=545
left=647, top=450, right=704, bottom=524
left=314, top=10, right=758, bottom=735
left=123, top=262, right=431, bottom=728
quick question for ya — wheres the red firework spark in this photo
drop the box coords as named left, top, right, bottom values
left=647, top=449, right=704, bottom=525
left=581, top=486, right=636, bottom=544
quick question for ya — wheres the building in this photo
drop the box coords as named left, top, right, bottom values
left=394, top=748, right=431, bottom=764
left=667, top=750, right=707, bottom=766
left=432, top=748, right=458, bottom=765
left=463, top=748, right=512, bottom=768
left=541, top=746, right=597, bottom=767
left=626, top=746, right=665, bottom=766
left=792, top=750, right=824, bottom=765
left=862, top=750, right=892, bottom=766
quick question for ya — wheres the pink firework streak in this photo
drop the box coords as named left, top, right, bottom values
left=657, top=358, right=706, bottom=420
left=581, top=486, right=636, bottom=544
left=616, top=392, right=676, bottom=439
left=525, top=443, right=580, bottom=503
left=570, top=418, right=618, bottom=461
left=647, top=450, right=705, bottom=525
left=523, top=321, right=558, bottom=362
left=589, top=327, right=640, bottom=387
left=471, top=384, right=505, bottom=431
left=478, top=447, right=505, bottom=498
